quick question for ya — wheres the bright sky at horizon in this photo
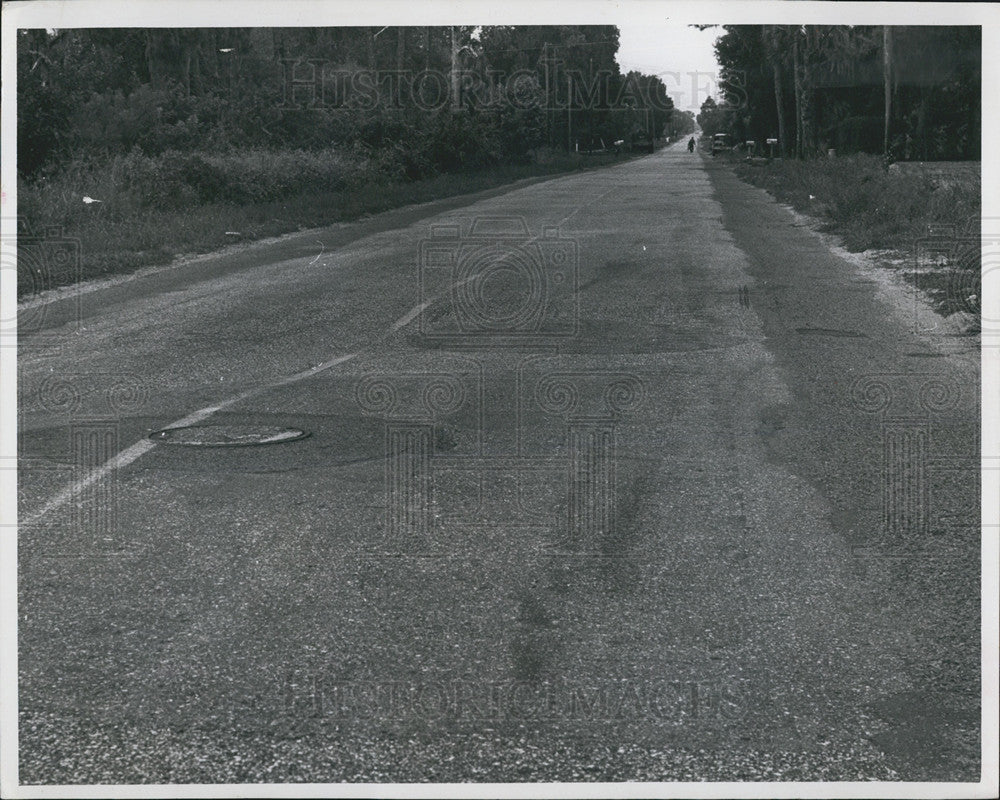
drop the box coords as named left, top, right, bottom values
left=616, top=24, right=724, bottom=113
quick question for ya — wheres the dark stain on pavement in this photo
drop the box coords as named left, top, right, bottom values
left=706, top=157, right=980, bottom=781
left=867, top=691, right=980, bottom=778
left=794, top=327, right=867, bottom=338
left=510, top=588, right=558, bottom=683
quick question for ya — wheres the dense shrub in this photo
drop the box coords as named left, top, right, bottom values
left=17, top=143, right=631, bottom=297
left=18, top=147, right=368, bottom=228
left=736, top=153, right=980, bottom=251
left=423, top=112, right=502, bottom=172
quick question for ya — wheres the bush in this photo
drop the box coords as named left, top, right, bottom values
left=424, top=112, right=505, bottom=172
left=736, top=154, right=979, bottom=251
left=17, top=146, right=373, bottom=237
left=127, top=148, right=363, bottom=207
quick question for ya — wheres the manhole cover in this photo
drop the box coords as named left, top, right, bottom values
left=149, top=424, right=309, bottom=447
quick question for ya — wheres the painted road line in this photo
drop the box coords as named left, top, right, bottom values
left=19, top=404, right=219, bottom=528
left=19, top=186, right=616, bottom=527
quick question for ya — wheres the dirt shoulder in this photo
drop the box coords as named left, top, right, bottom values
left=733, top=154, right=981, bottom=333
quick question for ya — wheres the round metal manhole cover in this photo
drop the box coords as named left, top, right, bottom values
left=149, top=424, right=309, bottom=447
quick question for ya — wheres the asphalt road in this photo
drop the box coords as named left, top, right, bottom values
left=17, top=143, right=981, bottom=783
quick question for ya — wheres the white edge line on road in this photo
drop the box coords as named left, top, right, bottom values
left=392, top=301, right=433, bottom=332
left=21, top=347, right=365, bottom=527
left=19, top=405, right=223, bottom=528
left=20, top=350, right=364, bottom=528
left=21, top=180, right=619, bottom=527
left=20, top=439, right=156, bottom=528
left=275, top=352, right=360, bottom=387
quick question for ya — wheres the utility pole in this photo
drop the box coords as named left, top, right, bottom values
left=567, top=73, right=572, bottom=152
left=883, top=25, right=892, bottom=157
left=541, top=42, right=552, bottom=148
left=450, top=26, right=461, bottom=110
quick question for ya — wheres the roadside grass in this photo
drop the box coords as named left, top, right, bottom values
left=735, top=153, right=981, bottom=320
left=17, top=148, right=633, bottom=298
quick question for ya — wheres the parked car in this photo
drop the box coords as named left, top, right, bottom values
left=711, top=133, right=732, bottom=156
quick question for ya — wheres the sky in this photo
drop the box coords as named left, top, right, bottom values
left=616, top=24, right=724, bottom=113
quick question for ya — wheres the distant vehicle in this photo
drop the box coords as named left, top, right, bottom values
left=711, top=133, right=732, bottom=156
left=578, top=136, right=609, bottom=155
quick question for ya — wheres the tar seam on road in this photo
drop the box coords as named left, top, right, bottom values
left=19, top=186, right=616, bottom=529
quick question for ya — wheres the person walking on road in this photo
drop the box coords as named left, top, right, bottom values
left=687, top=137, right=696, bottom=153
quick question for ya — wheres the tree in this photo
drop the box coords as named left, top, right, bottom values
left=712, top=24, right=978, bottom=160
left=763, top=26, right=790, bottom=157
left=697, top=96, right=730, bottom=138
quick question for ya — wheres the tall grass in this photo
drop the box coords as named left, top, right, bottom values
left=735, top=154, right=980, bottom=252
left=18, top=146, right=624, bottom=297
left=20, top=148, right=365, bottom=227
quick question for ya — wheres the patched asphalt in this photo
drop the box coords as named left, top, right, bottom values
left=17, top=144, right=980, bottom=783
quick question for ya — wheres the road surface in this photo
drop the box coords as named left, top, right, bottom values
left=16, top=144, right=981, bottom=782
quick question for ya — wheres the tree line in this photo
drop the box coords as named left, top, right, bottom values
left=697, top=25, right=979, bottom=161
left=18, top=26, right=690, bottom=181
